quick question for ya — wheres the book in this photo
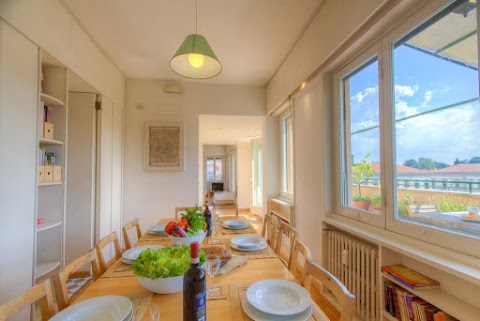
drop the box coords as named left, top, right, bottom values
left=395, top=286, right=410, bottom=321
left=381, top=265, right=440, bottom=289
left=404, top=292, right=421, bottom=321
left=424, top=305, right=439, bottom=321
left=411, top=300, right=427, bottom=321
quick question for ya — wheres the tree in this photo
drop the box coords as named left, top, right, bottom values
left=403, top=159, right=418, bottom=168
left=469, top=157, right=480, bottom=164
left=434, top=161, right=448, bottom=169
left=352, top=153, right=375, bottom=197
left=454, top=158, right=460, bottom=165
left=417, top=157, right=436, bottom=170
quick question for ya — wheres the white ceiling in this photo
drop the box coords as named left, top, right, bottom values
left=199, top=115, right=263, bottom=144
left=60, top=0, right=323, bottom=86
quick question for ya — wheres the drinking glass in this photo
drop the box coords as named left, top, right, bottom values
left=205, top=254, right=221, bottom=292
left=208, top=212, right=222, bottom=245
left=133, top=303, right=160, bottom=321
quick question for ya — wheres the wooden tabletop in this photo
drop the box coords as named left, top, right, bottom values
left=71, top=217, right=326, bottom=321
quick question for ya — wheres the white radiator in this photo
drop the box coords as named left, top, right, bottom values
left=326, top=231, right=378, bottom=321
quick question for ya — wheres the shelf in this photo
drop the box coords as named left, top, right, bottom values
left=40, top=93, right=64, bottom=106
left=38, top=182, right=62, bottom=186
left=39, top=138, right=63, bottom=146
left=382, top=311, right=397, bottom=321
left=36, top=220, right=62, bottom=232
left=382, top=274, right=480, bottom=320
left=35, top=261, right=60, bottom=279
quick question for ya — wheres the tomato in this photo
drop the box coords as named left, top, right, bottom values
left=176, top=219, right=189, bottom=231
left=165, top=221, right=176, bottom=234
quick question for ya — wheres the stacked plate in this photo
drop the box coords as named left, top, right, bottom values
left=148, top=224, right=168, bottom=236
left=122, top=245, right=163, bottom=264
left=49, top=295, right=133, bottom=321
left=242, top=280, right=313, bottom=321
left=223, top=219, right=250, bottom=230
left=230, top=235, right=267, bottom=252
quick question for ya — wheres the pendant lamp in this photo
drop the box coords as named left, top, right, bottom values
left=170, top=0, right=222, bottom=79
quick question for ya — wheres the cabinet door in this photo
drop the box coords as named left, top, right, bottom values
left=0, top=20, right=38, bottom=320
left=65, top=92, right=96, bottom=265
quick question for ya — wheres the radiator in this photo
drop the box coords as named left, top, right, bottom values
left=326, top=231, right=378, bottom=321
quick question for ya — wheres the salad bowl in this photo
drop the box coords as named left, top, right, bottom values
left=169, top=230, right=207, bottom=245
left=136, top=275, right=184, bottom=294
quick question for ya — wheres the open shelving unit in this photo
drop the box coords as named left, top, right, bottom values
left=34, top=50, right=68, bottom=282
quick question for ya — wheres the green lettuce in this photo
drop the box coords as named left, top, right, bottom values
left=130, top=245, right=206, bottom=279
left=182, top=206, right=207, bottom=236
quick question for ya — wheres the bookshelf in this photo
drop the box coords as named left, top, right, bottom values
left=380, top=248, right=480, bottom=321
left=34, top=51, right=67, bottom=281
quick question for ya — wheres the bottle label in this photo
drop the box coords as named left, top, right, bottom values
left=194, top=290, right=206, bottom=321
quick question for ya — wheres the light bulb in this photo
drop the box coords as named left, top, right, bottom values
left=188, top=53, right=205, bottom=68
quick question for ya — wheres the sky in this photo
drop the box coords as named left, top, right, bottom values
left=348, top=44, right=480, bottom=166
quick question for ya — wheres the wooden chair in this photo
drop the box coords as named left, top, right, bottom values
left=122, top=219, right=142, bottom=249
left=52, top=249, right=101, bottom=311
left=275, top=221, right=298, bottom=267
left=96, top=231, right=123, bottom=273
left=261, top=213, right=279, bottom=249
left=289, top=239, right=312, bottom=285
left=304, top=259, right=356, bottom=321
left=0, top=279, right=57, bottom=321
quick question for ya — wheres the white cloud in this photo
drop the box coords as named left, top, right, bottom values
left=352, top=86, right=377, bottom=103
left=395, top=84, right=417, bottom=97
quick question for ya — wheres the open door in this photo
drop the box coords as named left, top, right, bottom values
left=251, top=138, right=263, bottom=215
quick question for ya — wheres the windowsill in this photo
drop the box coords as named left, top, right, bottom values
left=323, top=213, right=480, bottom=287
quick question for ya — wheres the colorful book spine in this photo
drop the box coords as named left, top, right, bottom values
left=381, top=265, right=440, bottom=288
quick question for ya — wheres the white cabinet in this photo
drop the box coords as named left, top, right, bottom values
left=0, top=19, right=39, bottom=320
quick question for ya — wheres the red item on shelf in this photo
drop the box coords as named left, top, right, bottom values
left=37, top=218, right=44, bottom=225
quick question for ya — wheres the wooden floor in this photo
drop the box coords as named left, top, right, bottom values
left=219, top=208, right=341, bottom=321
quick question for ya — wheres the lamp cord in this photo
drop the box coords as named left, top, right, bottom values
left=195, top=0, right=198, bottom=34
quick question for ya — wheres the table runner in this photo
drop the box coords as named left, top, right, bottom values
left=229, top=284, right=327, bottom=321
left=224, top=239, right=277, bottom=259
left=220, top=224, right=257, bottom=235
left=101, top=260, right=134, bottom=279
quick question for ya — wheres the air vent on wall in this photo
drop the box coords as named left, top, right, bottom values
left=164, top=81, right=183, bottom=93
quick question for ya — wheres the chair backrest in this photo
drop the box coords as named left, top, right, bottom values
left=275, top=221, right=298, bottom=267
left=261, top=213, right=279, bottom=249
left=0, top=279, right=57, bottom=321
left=122, top=219, right=142, bottom=250
left=304, top=259, right=356, bottom=321
left=175, top=206, right=203, bottom=220
left=52, top=249, right=101, bottom=311
left=96, top=231, right=122, bottom=273
left=289, top=239, right=312, bottom=285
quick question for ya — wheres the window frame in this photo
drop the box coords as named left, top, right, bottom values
left=280, top=110, right=294, bottom=200
left=205, top=156, right=224, bottom=183
left=331, top=0, right=480, bottom=258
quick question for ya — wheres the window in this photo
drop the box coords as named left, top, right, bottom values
left=334, top=0, right=480, bottom=257
left=206, top=157, right=223, bottom=182
left=282, top=113, right=294, bottom=197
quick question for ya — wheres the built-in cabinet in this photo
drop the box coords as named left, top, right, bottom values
left=35, top=54, right=68, bottom=280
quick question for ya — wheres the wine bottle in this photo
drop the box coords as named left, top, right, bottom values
left=183, top=241, right=206, bottom=321
left=204, top=201, right=212, bottom=237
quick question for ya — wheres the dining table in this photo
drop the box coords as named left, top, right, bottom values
left=71, top=216, right=328, bottom=321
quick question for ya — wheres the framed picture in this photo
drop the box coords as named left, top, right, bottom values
left=144, top=121, right=184, bottom=172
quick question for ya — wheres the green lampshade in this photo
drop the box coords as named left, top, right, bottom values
left=170, top=34, right=222, bottom=79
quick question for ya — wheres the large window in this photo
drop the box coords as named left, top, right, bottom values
left=282, top=114, right=294, bottom=197
left=206, top=157, right=223, bottom=182
left=335, top=0, right=480, bottom=256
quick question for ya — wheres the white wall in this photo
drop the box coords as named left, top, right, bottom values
left=124, top=80, right=264, bottom=230
left=237, top=142, right=252, bottom=209
left=0, top=0, right=125, bottom=108
left=266, top=0, right=385, bottom=113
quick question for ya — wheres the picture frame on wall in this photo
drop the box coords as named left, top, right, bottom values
left=144, top=121, right=184, bottom=172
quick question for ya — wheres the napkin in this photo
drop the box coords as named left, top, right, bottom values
left=218, top=255, right=248, bottom=276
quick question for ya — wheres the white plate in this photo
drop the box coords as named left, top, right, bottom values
left=231, top=242, right=267, bottom=252
left=241, top=297, right=312, bottom=321
left=49, top=295, right=132, bottom=321
left=223, top=219, right=250, bottom=229
left=122, top=245, right=163, bottom=263
left=246, top=279, right=312, bottom=316
left=231, top=235, right=266, bottom=249
left=148, top=224, right=168, bottom=236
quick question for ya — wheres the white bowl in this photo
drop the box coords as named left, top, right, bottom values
left=136, top=275, right=183, bottom=294
left=169, top=231, right=207, bottom=245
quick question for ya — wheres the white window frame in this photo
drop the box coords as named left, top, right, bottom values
left=280, top=109, right=294, bottom=200
left=205, top=156, right=224, bottom=183
left=332, top=0, right=480, bottom=258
